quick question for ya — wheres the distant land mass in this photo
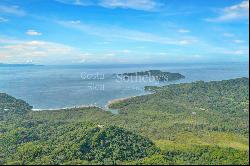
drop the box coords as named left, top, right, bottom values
left=117, top=70, right=185, bottom=82
left=0, top=63, right=43, bottom=67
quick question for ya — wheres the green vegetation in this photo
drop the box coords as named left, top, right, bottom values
left=1, top=77, right=249, bottom=165
left=116, top=70, right=185, bottom=81
left=80, top=126, right=159, bottom=164
left=0, top=93, right=32, bottom=121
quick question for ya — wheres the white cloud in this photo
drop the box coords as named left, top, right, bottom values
left=0, top=37, right=22, bottom=44
left=0, top=36, right=134, bottom=64
left=212, top=45, right=249, bottom=56
left=178, top=29, right=190, bottom=33
left=70, top=20, right=81, bottom=24
left=26, top=29, right=42, bottom=36
left=1, top=40, right=74, bottom=57
left=225, top=0, right=249, bottom=12
left=178, top=40, right=194, bottom=45
left=99, top=0, right=163, bottom=11
left=120, top=49, right=131, bottom=53
left=103, top=49, right=132, bottom=55
left=0, top=5, right=26, bottom=16
left=58, top=20, right=197, bottom=46
left=55, top=0, right=93, bottom=6
left=207, top=0, right=249, bottom=22
left=0, top=17, right=8, bottom=23
left=233, top=39, right=246, bottom=44
left=158, top=52, right=168, bottom=56
left=223, top=49, right=248, bottom=55
left=0, top=36, right=83, bottom=64
left=55, top=0, right=163, bottom=11
left=223, top=33, right=235, bottom=37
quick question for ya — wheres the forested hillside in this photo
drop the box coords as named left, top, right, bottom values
left=116, top=70, right=185, bottom=81
left=1, top=78, right=249, bottom=165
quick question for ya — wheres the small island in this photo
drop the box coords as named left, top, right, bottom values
left=116, top=70, right=185, bottom=82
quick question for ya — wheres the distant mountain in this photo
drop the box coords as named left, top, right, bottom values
left=0, top=63, right=43, bottom=67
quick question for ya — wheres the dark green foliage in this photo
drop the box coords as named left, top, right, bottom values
left=80, top=126, right=159, bottom=163
left=0, top=93, right=32, bottom=120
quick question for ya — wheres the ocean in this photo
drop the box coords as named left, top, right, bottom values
left=0, top=62, right=249, bottom=109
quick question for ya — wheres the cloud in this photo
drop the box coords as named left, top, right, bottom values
left=58, top=20, right=197, bottom=46
left=0, top=5, right=26, bottom=16
left=120, top=49, right=131, bottom=53
left=223, top=49, right=249, bottom=55
left=206, top=0, right=249, bottom=22
left=225, top=0, right=249, bottom=12
left=0, top=36, right=82, bottom=64
left=55, top=0, right=93, bottom=6
left=178, top=29, right=190, bottom=33
left=223, top=33, right=235, bottom=37
left=0, top=36, right=134, bottom=64
left=99, top=0, right=163, bottom=11
left=0, top=17, right=8, bottom=23
left=233, top=39, right=246, bottom=44
left=178, top=40, right=194, bottom=45
left=70, top=20, right=81, bottom=24
left=26, top=29, right=42, bottom=36
left=55, top=0, right=163, bottom=11
left=210, top=45, right=249, bottom=56
left=1, top=40, right=74, bottom=57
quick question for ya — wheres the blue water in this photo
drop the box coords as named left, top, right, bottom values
left=0, top=63, right=248, bottom=109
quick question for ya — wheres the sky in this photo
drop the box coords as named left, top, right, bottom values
left=0, top=0, right=249, bottom=64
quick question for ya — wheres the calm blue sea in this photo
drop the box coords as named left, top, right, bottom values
left=0, top=63, right=249, bottom=109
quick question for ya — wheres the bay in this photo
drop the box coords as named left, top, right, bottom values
left=0, top=62, right=248, bottom=109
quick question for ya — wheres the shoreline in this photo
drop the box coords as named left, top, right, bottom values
left=32, top=104, right=104, bottom=111
left=29, top=77, right=249, bottom=112
left=105, top=91, right=155, bottom=109
left=106, top=96, right=137, bottom=108
left=32, top=94, right=151, bottom=112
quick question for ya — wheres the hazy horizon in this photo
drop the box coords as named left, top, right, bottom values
left=0, top=61, right=249, bottom=66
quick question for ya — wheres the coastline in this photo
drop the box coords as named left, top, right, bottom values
left=31, top=94, right=150, bottom=112
left=106, top=96, right=136, bottom=108
left=105, top=93, right=154, bottom=108
left=32, top=104, right=103, bottom=111
left=29, top=77, right=249, bottom=112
